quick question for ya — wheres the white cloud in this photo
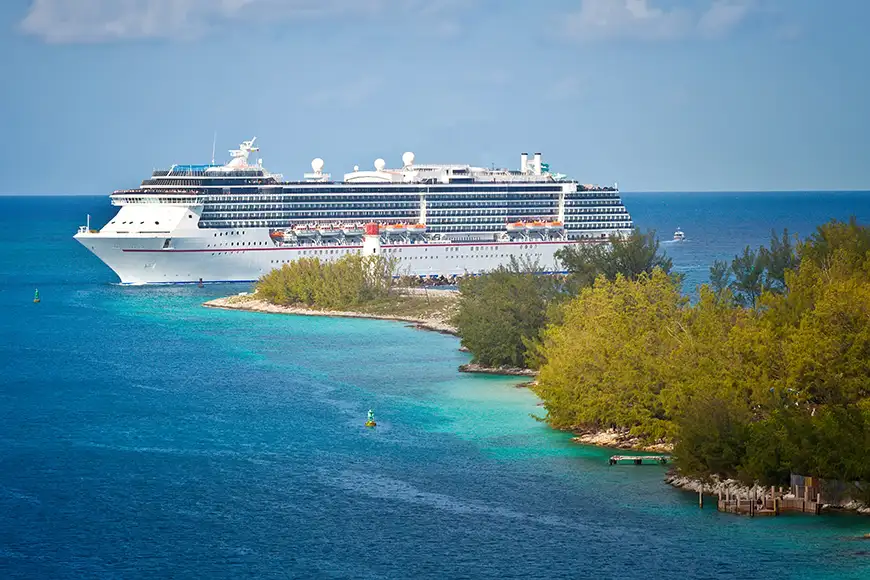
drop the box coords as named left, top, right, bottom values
left=562, top=0, right=754, bottom=42
left=697, top=0, right=753, bottom=38
left=20, top=0, right=469, bottom=43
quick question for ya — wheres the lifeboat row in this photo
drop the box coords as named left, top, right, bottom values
left=382, top=223, right=427, bottom=236
left=270, top=222, right=428, bottom=239
left=505, top=220, right=564, bottom=233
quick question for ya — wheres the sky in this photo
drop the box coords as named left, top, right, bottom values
left=0, top=0, right=868, bottom=194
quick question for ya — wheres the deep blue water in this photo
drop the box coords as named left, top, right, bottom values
left=2, top=193, right=870, bottom=579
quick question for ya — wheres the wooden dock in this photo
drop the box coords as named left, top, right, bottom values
left=609, top=455, right=670, bottom=466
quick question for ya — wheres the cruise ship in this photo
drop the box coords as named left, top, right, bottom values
left=74, top=139, right=633, bottom=284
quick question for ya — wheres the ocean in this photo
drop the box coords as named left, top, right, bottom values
left=1, top=192, right=870, bottom=579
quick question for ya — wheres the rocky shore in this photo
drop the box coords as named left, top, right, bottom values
left=458, top=363, right=537, bottom=377
left=664, top=472, right=753, bottom=497
left=569, top=427, right=673, bottom=453
left=664, top=472, right=870, bottom=515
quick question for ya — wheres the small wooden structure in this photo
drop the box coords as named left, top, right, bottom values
left=609, top=455, right=670, bottom=466
left=716, top=485, right=822, bottom=516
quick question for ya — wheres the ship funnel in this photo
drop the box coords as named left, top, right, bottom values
left=533, top=153, right=542, bottom=175
left=520, top=153, right=528, bottom=174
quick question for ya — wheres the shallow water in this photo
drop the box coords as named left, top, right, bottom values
left=1, top=194, right=870, bottom=579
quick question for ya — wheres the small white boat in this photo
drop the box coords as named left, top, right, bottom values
left=673, top=228, right=685, bottom=242
left=341, top=223, right=365, bottom=236
left=293, top=225, right=317, bottom=238
left=318, top=224, right=341, bottom=237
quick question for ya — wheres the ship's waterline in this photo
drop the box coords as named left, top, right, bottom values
left=74, top=138, right=632, bottom=283
left=75, top=228, right=585, bottom=284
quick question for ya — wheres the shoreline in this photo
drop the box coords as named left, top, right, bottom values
left=204, top=293, right=870, bottom=517
left=569, top=427, right=673, bottom=453
left=204, top=293, right=541, bottom=377
left=457, top=363, right=537, bottom=377
left=203, top=294, right=459, bottom=336
left=204, top=295, right=659, bottom=450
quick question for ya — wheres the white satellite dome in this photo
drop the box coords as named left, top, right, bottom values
left=402, top=151, right=415, bottom=167
left=374, top=158, right=386, bottom=172
left=311, top=157, right=324, bottom=173
left=353, top=165, right=360, bottom=171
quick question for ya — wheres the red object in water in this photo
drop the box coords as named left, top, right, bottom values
left=365, top=223, right=380, bottom=236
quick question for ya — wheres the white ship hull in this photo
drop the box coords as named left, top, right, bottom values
left=73, top=140, right=632, bottom=284
left=75, top=226, right=596, bottom=284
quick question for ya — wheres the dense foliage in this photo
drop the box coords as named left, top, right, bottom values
left=531, top=218, right=870, bottom=486
left=454, top=230, right=671, bottom=368
left=454, top=258, right=560, bottom=368
left=256, top=254, right=398, bottom=310
left=710, top=229, right=798, bottom=306
left=555, top=228, right=675, bottom=290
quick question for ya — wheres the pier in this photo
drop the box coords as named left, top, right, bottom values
left=609, top=455, right=670, bottom=466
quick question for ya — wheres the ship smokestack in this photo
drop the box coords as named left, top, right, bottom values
left=520, top=153, right=528, bottom=174
left=533, top=153, right=542, bottom=176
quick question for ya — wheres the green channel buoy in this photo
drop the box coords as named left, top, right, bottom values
left=365, top=409, right=377, bottom=428
left=33, top=289, right=40, bottom=304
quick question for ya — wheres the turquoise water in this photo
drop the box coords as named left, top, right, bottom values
left=2, top=194, right=870, bottom=579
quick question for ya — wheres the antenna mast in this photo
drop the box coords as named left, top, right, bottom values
left=211, top=132, right=217, bottom=165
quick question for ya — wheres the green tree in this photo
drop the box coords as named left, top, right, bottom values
left=555, top=228, right=674, bottom=290
left=454, top=258, right=559, bottom=368
left=673, top=393, right=751, bottom=480
left=256, top=254, right=398, bottom=309
left=760, top=228, right=798, bottom=291
left=532, top=268, right=686, bottom=439
left=709, top=259, right=731, bottom=300
left=799, top=216, right=870, bottom=272
left=729, top=246, right=766, bottom=308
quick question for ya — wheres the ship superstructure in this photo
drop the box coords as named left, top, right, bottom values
left=75, top=139, right=633, bottom=284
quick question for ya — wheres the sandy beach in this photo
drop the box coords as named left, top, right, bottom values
left=203, top=289, right=459, bottom=335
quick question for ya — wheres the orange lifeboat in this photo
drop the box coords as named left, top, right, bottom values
left=505, top=221, right=526, bottom=233
left=384, top=223, right=407, bottom=235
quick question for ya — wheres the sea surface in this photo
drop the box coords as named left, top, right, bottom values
left=1, top=192, right=870, bottom=579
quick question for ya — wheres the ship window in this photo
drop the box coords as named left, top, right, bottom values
left=155, top=221, right=160, bottom=225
